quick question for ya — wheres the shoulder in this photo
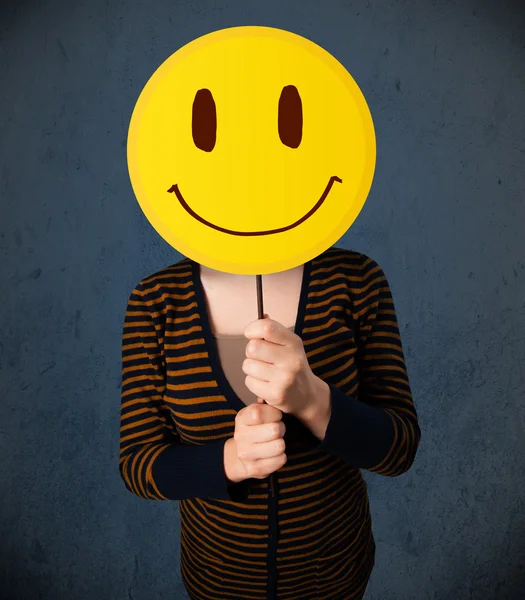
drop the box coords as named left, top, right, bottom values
left=126, top=257, right=193, bottom=339
left=331, top=248, right=392, bottom=331
left=132, top=256, right=192, bottom=304
left=327, top=247, right=393, bottom=324
left=328, top=246, right=388, bottom=283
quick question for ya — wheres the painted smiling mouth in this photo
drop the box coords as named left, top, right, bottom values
left=166, top=176, right=342, bottom=236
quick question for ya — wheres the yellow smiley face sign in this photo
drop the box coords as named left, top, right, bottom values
left=127, top=26, right=376, bottom=275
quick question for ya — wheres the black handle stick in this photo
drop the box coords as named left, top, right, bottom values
left=256, top=274, right=264, bottom=320
left=255, top=274, right=266, bottom=404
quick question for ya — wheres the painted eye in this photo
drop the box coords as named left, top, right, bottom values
left=278, top=85, right=302, bottom=149
left=192, top=88, right=216, bottom=152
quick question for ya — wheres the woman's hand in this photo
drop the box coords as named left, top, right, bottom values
left=224, top=402, right=287, bottom=483
left=242, top=314, right=320, bottom=418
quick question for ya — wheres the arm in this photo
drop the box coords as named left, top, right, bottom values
left=119, top=281, right=251, bottom=501
left=297, top=256, right=421, bottom=476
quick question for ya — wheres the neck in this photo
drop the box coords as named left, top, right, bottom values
left=200, top=264, right=302, bottom=281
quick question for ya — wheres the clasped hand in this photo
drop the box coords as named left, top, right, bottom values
left=242, top=314, right=318, bottom=417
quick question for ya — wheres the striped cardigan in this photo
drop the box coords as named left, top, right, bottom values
left=119, top=246, right=421, bottom=600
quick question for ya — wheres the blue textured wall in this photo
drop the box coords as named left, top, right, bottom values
left=1, top=1, right=524, bottom=599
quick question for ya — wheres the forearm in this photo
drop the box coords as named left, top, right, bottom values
left=317, top=383, right=397, bottom=471
left=120, top=438, right=251, bottom=502
left=296, top=375, right=418, bottom=475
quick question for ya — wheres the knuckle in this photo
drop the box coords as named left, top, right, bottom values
left=263, top=321, right=274, bottom=336
left=250, top=403, right=260, bottom=421
left=236, top=446, right=249, bottom=461
left=236, top=407, right=248, bottom=424
left=283, top=372, right=295, bottom=388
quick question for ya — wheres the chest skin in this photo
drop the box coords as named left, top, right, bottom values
left=199, top=264, right=304, bottom=335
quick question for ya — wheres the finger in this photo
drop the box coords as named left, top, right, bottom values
left=237, top=402, right=282, bottom=425
left=257, top=437, right=286, bottom=459
left=242, top=357, right=275, bottom=381
left=244, top=437, right=285, bottom=461
left=244, top=317, right=293, bottom=347
left=257, top=401, right=283, bottom=423
left=244, top=375, right=273, bottom=403
left=239, top=421, right=285, bottom=443
left=245, top=338, right=290, bottom=365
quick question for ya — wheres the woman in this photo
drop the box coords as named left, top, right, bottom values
left=119, top=245, right=421, bottom=599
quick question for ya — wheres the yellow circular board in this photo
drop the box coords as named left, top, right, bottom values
left=127, top=26, right=376, bottom=274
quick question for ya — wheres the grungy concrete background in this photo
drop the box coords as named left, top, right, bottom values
left=1, top=0, right=524, bottom=599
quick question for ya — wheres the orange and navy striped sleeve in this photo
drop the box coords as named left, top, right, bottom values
left=119, top=280, right=250, bottom=501
left=317, top=254, right=421, bottom=476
